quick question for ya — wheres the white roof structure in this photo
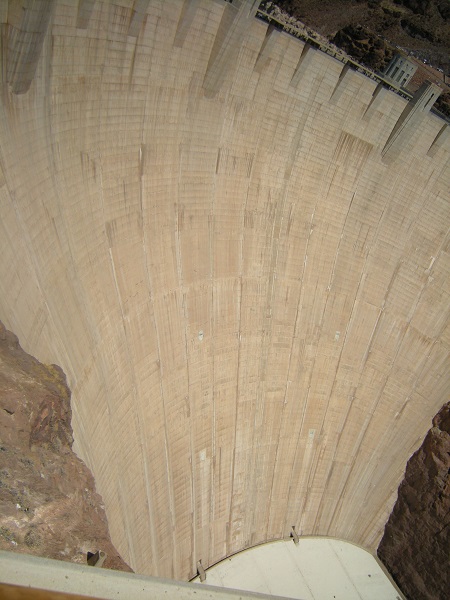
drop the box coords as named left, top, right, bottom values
left=193, top=538, right=404, bottom=599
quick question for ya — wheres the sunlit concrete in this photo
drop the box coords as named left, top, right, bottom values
left=193, top=538, right=404, bottom=600
left=0, top=0, right=449, bottom=582
left=0, top=550, right=290, bottom=600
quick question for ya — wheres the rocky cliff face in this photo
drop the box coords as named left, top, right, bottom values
left=331, top=24, right=394, bottom=71
left=273, top=0, right=450, bottom=116
left=273, top=0, right=449, bottom=68
left=0, top=321, right=131, bottom=571
left=378, top=402, right=450, bottom=600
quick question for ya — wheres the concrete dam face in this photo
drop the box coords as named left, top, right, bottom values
left=0, top=0, right=449, bottom=581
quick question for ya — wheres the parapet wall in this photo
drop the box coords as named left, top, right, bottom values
left=0, top=0, right=449, bottom=580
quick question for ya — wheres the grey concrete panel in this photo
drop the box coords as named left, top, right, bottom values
left=363, top=82, right=387, bottom=121
left=174, top=0, right=202, bottom=48
left=254, top=24, right=279, bottom=74
left=382, top=81, right=442, bottom=162
left=128, top=0, right=151, bottom=37
left=3, top=0, right=56, bottom=94
left=427, top=124, right=449, bottom=157
left=290, top=42, right=314, bottom=88
left=76, top=0, right=96, bottom=29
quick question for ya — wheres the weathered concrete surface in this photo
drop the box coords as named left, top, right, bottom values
left=378, top=402, right=450, bottom=600
left=0, top=0, right=449, bottom=582
left=0, top=321, right=131, bottom=572
left=0, top=550, right=291, bottom=600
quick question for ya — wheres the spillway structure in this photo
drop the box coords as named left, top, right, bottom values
left=0, top=0, right=449, bottom=582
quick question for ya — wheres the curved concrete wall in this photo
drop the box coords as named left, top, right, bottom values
left=0, top=0, right=449, bottom=581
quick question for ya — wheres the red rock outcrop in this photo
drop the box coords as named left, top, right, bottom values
left=0, top=321, right=132, bottom=572
left=378, top=402, right=450, bottom=600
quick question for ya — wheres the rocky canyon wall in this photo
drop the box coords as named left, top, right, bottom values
left=378, top=402, right=450, bottom=600
left=0, top=321, right=131, bottom=572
